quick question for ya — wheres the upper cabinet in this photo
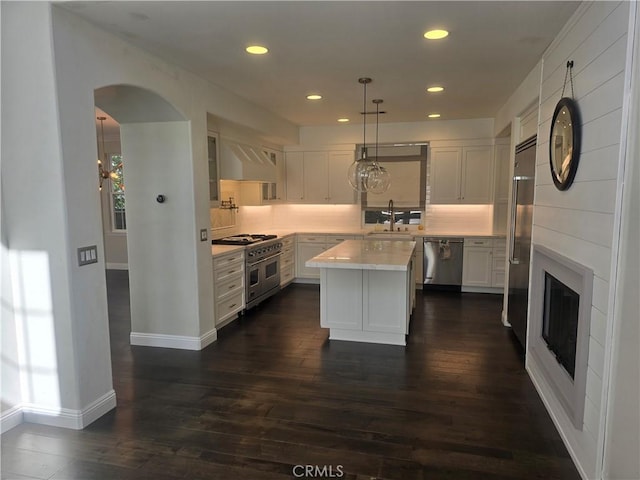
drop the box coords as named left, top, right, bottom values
left=207, top=132, right=221, bottom=206
left=285, top=150, right=356, bottom=204
left=430, top=145, right=494, bottom=204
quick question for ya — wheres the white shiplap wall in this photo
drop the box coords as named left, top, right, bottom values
left=528, top=2, right=632, bottom=478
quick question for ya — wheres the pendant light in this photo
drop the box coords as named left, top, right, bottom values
left=97, top=116, right=110, bottom=191
left=365, top=99, right=391, bottom=194
left=97, top=115, right=119, bottom=191
left=347, top=77, right=375, bottom=193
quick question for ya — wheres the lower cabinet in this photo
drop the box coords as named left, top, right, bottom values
left=320, top=266, right=413, bottom=346
left=462, top=237, right=505, bottom=293
left=491, top=239, right=506, bottom=288
left=213, top=250, right=245, bottom=327
left=280, top=234, right=296, bottom=287
left=413, top=239, right=423, bottom=287
left=295, top=234, right=362, bottom=281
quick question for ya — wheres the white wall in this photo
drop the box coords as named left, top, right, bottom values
left=1, top=2, right=88, bottom=423
left=121, top=122, right=207, bottom=338
left=299, top=118, right=494, bottom=147
left=1, top=203, right=22, bottom=429
left=494, top=61, right=542, bottom=138
left=1, top=2, right=300, bottom=430
left=526, top=2, right=634, bottom=478
left=603, top=2, right=640, bottom=476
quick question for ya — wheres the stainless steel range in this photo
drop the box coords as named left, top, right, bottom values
left=212, top=234, right=282, bottom=309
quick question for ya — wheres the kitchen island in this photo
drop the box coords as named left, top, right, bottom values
left=306, top=239, right=416, bottom=346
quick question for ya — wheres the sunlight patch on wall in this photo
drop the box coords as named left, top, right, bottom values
left=9, top=250, right=61, bottom=412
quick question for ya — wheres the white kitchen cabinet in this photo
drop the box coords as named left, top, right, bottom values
left=296, top=240, right=325, bottom=279
left=285, top=151, right=304, bottom=201
left=430, top=145, right=494, bottom=204
left=327, top=152, right=357, bottom=204
left=491, top=238, right=506, bottom=288
left=462, top=238, right=493, bottom=288
left=285, top=150, right=356, bottom=204
left=280, top=234, right=296, bottom=287
left=213, top=250, right=245, bottom=327
left=303, top=151, right=330, bottom=202
left=430, top=147, right=462, bottom=204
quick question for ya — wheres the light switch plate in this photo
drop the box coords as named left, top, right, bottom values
left=78, top=245, right=98, bottom=266
left=200, top=229, right=208, bottom=242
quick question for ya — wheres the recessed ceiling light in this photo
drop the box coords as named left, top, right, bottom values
left=428, top=113, right=441, bottom=119
left=427, top=86, right=445, bottom=93
left=337, top=118, right=350, bottom=123
left=306, top=94, right=322, bottom=100
left=246, top=45, right=268, bottom=55
left=424, top=29, right=449, bottom=40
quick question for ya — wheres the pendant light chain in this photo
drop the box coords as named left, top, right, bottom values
left=375, top=100, right=379, bottom=160
left=561, top=60, right=575, bottom=99
left=362, top=79, right=367, bottom=156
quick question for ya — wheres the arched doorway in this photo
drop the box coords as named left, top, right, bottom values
left=94, top=85, right=204, bottom=350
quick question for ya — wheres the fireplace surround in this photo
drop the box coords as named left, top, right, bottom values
left=529, top=244, right=593, bottom=429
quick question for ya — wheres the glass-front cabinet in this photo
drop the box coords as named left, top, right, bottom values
left=207, top=131, right=220, bottom=206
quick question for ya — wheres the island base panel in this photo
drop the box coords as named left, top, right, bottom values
left=328, top=328, right=406, bottom=346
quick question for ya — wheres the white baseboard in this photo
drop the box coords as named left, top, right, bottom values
left=1, top=405, right=24, bottom=434
left=527, top=360, right=589, bottom=480
left=81, top=390, right=117, bottom=427
left=461, top=286, right=503, bottom=294
left=130, top=328, right=217, bottom=350
left=8, top=390, right=117, bottom=431
left=106, top=262, right=128, bottom=270
left=501, top=309, right=511, bottom=327
left=293, top=278, right=320, bottom=285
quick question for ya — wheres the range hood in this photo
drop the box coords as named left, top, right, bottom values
left=219, top=138, right=276, bottom=182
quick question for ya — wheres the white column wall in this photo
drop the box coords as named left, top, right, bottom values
left=603, top=2, right=640, bottom=476
left=1, top=2, right=83, bottom=415
left=121, top=122, right=206, bottom=338
left=528, top=2, right=633, bottom=478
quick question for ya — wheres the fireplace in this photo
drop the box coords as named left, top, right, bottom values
left=529, top=245, right=593, bottom=429
left=543, top=272, right=580, bottom=379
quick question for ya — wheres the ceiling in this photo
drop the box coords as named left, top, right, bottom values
left=66, top=1, right=580, bottom=128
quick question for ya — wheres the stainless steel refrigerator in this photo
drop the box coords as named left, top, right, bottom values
left=507, top=135, right=536, bottom=348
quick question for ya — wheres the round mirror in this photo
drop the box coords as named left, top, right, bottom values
left=549, top=97, right=581, bottom=190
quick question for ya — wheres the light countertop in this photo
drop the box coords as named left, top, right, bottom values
left=211, top=244, right=245, bottom=258
left=263, top=228, right=504, bottom=239
left=306, top=239, right=416, bottom=271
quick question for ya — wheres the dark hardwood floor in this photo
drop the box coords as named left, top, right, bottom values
left=2, top=271, right=580, bottom=479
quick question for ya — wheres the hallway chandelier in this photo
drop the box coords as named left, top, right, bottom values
left=97, top=115, right=117, bottom=191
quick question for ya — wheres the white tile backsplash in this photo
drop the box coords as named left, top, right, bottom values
left=423, top=204, right=494, bottom=235
left=214, top=202, right=495, bottom=235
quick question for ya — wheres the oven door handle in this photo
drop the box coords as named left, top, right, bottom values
left=247, top=252, right=281, bottom=267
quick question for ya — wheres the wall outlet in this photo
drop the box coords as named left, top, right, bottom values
left=200, top=229, right=208, bottom=242
left=77, top=245, right=98, bottom=266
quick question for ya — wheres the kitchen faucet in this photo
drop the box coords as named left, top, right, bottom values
left=388, top=199, right=395, bottom=232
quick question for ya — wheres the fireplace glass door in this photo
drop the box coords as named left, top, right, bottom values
left=542, top=272, right=580, bottom=379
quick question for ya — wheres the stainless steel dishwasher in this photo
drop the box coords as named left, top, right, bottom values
left=423, top=238, right=464, bottom=291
